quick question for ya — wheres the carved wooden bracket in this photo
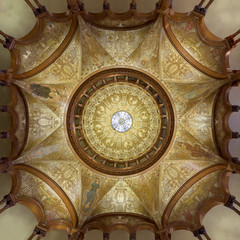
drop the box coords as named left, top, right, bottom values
left=0, top=30, right=15, bottom=50
left=193, top=0, right=214, bottom=16
left=193, top=226, right=211, bottom=240
left=68, top=231, right=84, bottom=240
left=28, top=225, right=47, bottom=240
left=228, top=70, right=240, bottom=86
left=0, top=71, right=12, bottom=86
left=103, top=232, right=110, bottom=240
left=103, top=1, right=110, bottom=11
left=226, top=29, right=240, bottom=49
left=0, top=157, right=12, bottom=173
left=25, top=0, right=47, bottom=18
left=0, top=193, right=16, bottom=214
left=158, top=229, right=171, bottom=240
left=224, top=194, right=240, bottom=215
left=130, top=232, right=136, bottom=240
left=67, top=0, right=80, bottom=13
left=232, top=105, right=240, bottom=112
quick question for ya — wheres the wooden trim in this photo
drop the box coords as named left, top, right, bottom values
left=12, top=85, right=29, bottom=160
left=81, top=212, right=158, bottom=233
left=9, top=48, right=20, bottom=74
left=163, top=15, right=227, bottom=79
left=4, top=85, right=29, bottom=160
left=212, top=84, right=230, bottom=159
left=46, top=12, right=72, bottom=22
left=9, top=168, right=21, bottom=195
left=15, top=19, right=44, bottom=44
left=12, top=15, right=78, bottom=80
left=14, top=164, right=78, bottom=227
left=161, top=164, right=227, bottom=228
left=195, top=197, right=224, bottom=226
left=167, top=221, right=194, bottom=233
left=80, top=10, right=159, bottom=31
left=17, top=197, right=45, bottom=224
left=221, top=85, right=234, bottom=160
left=47, top=220, right=73, bottom=233
left=194, top=170, right=231, bottom=225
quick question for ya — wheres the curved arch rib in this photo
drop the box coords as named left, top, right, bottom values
left=14, top=164, right=78, bottom=227
left=162, top=164, right=227, bottom=228
left=12, top=15, right=78, bottom=80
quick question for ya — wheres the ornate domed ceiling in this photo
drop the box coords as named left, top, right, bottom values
left=0, top=0, right=240, bottom=239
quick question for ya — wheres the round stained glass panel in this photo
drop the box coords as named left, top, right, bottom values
left=111, top=111, right=133, bottom=133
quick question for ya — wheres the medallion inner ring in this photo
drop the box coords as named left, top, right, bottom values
left=81, top=82, right=161, bottom=162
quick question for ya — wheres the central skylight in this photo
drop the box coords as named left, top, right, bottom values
left=111, top=111, right=133, bottom=133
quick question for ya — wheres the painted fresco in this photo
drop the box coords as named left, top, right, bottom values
left=8, top=10, right=230, bottom=231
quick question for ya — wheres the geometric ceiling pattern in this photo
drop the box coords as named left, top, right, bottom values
left=0, top=0, right=240, bottom=240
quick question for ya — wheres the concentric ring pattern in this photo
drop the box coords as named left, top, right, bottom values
left=66, top=68, right=175, bottom=176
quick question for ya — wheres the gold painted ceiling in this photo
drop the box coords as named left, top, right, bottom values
left=0, top=0, right=240, bottom=239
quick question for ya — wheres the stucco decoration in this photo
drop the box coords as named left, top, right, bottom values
left=0, top=1, right=237, bottom=237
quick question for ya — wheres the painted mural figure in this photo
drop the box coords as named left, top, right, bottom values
left=84, top=178, right=100, bottom=211
left=13, top=80, right=61, bottom=101
left=178, top=142, right=213, bottom=158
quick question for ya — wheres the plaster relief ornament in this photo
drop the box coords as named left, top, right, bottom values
left=0, top=0, right=240, bottom=239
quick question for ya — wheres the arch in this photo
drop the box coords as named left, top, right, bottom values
left=136, top=229, right=155, bottom=240
left=171, top=229, right=195, bottom=240
left=17, top=197, right=45, bottom=224
left=110, top=229, right=129, bottom=240
left=0, top=203, right=38, bottom=240
left=163, top=13, right=227, bottom=79
left=47, top=220, right=73, bottom=233
left=84, top=229, right=103, bottom=240
left=202, top=204, right=240, bottom=240
left=14, top=164, right=78, bottom=227
left=0, top=173, right=12, bottom=199
left=12, top=15, right=78, bottom=80
left=162, top=164, right=227, bottom=228
left=44, top=228, right=69, bottom=240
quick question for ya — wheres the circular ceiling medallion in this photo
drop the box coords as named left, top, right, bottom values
left=66, top=68, right=175, bottom=176
left=111, top=111, right=133, bottom=133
